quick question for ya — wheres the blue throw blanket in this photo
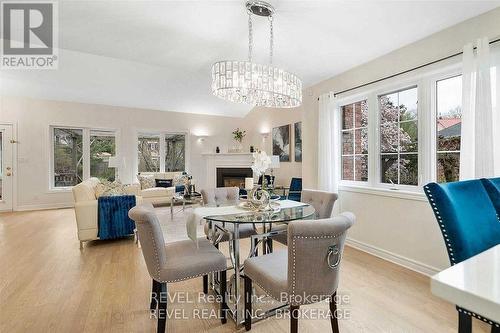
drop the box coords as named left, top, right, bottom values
left=98, top=195, right=136, bottom=240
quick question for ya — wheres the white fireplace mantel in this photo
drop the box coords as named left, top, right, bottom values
left=202, top=153, right=254, bottom=188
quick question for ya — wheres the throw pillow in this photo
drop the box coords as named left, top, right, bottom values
left=156, top=179, right=173, bottom=188
left=137, top=174, right=155, bottom=190
left=95, top=180, right=127, bottom=198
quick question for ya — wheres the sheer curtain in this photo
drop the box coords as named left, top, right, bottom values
left=460, top=37, right=500, bottom=179
left=318, top=93, right=339, bottom=192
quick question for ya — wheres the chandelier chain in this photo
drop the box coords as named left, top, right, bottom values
left=269, top=15, right=273, bottom=64
left=248, top=13, right=253, bottom=62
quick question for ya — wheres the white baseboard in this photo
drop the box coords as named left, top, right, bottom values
left=346, top=237, right=441, bottom=277
left=15, top=203, right=74, bottom=211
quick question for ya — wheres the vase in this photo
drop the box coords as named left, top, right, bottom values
left=233, top=141, right=243, bottom=152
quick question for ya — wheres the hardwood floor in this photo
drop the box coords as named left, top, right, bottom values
left=0, top=208, right=489, bottom=333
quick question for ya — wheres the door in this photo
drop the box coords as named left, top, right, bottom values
left=0, top=124, right=14, bottom=211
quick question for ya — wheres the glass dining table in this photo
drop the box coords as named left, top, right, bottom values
left=204, top=203, right=316, bottom=326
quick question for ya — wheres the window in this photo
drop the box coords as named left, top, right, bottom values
left=51, top=127, right=117, bottom=188
left=436, top=76, right=462, bottom=183
left=165, top=134, right=186, bottom=172
left=379, top=87, right=418, bottom=186
left=90, top=130, right=116, bottom=181
left=341, top=100, right=368, bottom=181
left=138, top=135, right=160, bottom=172
left=53, top=128, right=83, bottom=187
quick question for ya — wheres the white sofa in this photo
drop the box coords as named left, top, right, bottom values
left=72, top=177, right=142, bottom=248
left=136, top=172, right=183, bottom=205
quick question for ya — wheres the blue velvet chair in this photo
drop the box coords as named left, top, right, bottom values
left=481, top=177, right=500, bottom=216
left=287, top=177, right=302, bottom=201
left=424, top=179, right=500, bottom=333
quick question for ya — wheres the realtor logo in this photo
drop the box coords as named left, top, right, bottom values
left=1, top=1, right=58, bottom=69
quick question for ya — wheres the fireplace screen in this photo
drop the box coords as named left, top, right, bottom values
left=216, top=168, right=253, bottom=188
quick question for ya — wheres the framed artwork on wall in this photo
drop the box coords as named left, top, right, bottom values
left=294, top=122, right=302, bottom=162
left=272, top=124, right=291, bottom=162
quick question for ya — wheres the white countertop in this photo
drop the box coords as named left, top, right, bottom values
left=431, top=245, right=500, bottom=323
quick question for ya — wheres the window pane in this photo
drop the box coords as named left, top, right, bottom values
left=399, top=154, right=418, bottom=185
left=399, top=87, right=418, bottom=121
left=342, top=156, right=354, bottom=181
left=380, top=123, right=398, bottom=153
left=379, top=87, right=418, bottom=186
left=355, top=128, right=368, bottom=154
left=355, top=155, right=368, bottom=181
left=379, top=93, right=398, bottom=124
left=437, top=152, right=460, bottom=183
left=354, top=100, right=368, bottom=128
left=342, top=104, right=354, bottom=129
left=138, top=135, right=160, bottom=172
left=381, top=154, right=398, bottom=184
left=165, top=134, right=186, bottom=172
left=400, top=120, right=418, bottom=152
left=53, top=128, right=83, bottom=187
left=437, top=76, right=462, bottom=152
left=90, top=130, right=116, bottom=182
left=342, top=131, right=353, bottom=155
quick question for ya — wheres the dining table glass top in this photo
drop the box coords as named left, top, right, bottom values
left=204, top=202, right=316, bottom=224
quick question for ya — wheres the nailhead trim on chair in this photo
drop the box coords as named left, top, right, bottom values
left=146, top=227, right=162, bottom=281
left=162, top=269, right=226, bottom=283
left=290, top=233, right=342, bottom=304
left=458, top=307, right=500, bottom=327
left=423, top=185, right=456, bottom=264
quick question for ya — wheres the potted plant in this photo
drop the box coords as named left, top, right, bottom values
left=232, top=128, right=246, bottom=152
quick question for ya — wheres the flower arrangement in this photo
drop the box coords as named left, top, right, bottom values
left=232, top=128, right=246, bottom=143
left=251, top=150, right=271, bottom=176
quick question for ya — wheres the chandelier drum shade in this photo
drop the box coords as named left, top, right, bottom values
left=211, top=1, right=302, bottom=108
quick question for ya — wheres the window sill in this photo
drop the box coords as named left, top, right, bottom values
left=338, top=184, right=427, bottom=201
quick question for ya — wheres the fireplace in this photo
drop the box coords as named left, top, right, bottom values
left=216, top=167, right=253, bottom=189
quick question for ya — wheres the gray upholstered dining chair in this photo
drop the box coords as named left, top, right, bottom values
left=129, top=203, right=228, bottom=333
left=243, top=213, right=355, bottom=333
left=273, top=189, right=338, bottom=245
left=201, top=187, right=258, bottom=243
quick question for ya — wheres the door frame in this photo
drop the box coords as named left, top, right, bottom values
left=0, top=122, right=18, bottom=212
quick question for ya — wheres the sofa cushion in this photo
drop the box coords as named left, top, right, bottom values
left=141, top=187, right=171, bottom=198
left=72, top=177, right=100, bottom=202
left=137, top=174, right=155, bottom=190
left=95, top=180, right=127, bottom=198
left=156, top=179, right=173, bottom=188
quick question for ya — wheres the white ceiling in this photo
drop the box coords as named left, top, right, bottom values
left=2, top=0, right=500, bottom=117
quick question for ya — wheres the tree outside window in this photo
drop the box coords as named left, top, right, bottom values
left=90, top=130, right=116, bottom=182
left=53, top=128, right=83, bottom=187
left=379, top=87, right=418, bottom=186
left=138, top=135, right=160, bottom=172
left=165, top=134, right=186, bottom=172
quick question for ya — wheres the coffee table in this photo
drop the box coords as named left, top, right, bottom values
left=170, top=193, right=204, bottom=217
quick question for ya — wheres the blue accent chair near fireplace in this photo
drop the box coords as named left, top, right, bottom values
left=424, top=179, right=500, bottom=333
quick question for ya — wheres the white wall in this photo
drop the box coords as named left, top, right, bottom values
left=0, top=96, right=257, bottom=210
left=243, top=7, right=500, bottom=274
left=243, top=106, right=303, bottom=187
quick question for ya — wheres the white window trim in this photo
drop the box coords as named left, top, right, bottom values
left=48, top=126, right=119, bottom=191
left=335, top=61, right=462, bottom=198
left=136, top=130, right=190, bottom=174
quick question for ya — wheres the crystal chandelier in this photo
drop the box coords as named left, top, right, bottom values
left=211, top=1, right=302, bottom=108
